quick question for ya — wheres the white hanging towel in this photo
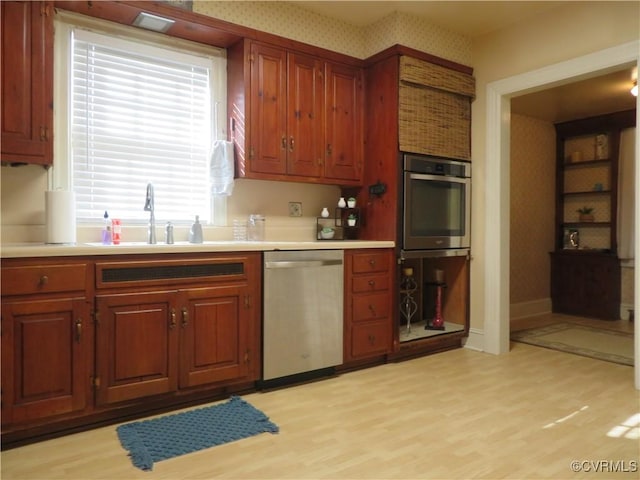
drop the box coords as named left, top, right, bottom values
left=209, top=140, right=235, bottom=196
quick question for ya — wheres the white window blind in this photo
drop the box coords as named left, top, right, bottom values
left=71, top=29, right=214, bottom=224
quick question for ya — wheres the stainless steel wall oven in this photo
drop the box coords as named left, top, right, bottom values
left=401, top=153, right=471, bottom=254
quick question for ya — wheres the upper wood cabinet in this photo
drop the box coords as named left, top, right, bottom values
left=1, top=1, right=53, bottom=166
left=248, top=43, right=324, bottom=178
left=324, top=62, right=363, bottom=183
left=229, top=40, right=364, bottom=186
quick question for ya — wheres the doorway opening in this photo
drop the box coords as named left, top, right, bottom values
left=484, top=40, right=639, bottom=387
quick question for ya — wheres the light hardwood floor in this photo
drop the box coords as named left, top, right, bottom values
left=2, top=335, right=638, bottom=480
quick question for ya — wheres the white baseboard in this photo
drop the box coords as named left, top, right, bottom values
left=463, top=328, right=485, bottom=351
left=510, top=298, right=552, bottom=320
left=620, top=303, right=634, bottom=320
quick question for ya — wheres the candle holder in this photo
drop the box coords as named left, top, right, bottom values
left=426, top=269, right=446, bottom=330
left=399, top=267, right=418, bottom=333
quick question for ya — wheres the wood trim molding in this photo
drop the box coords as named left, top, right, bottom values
left=53, top=0, right=364, bottom=66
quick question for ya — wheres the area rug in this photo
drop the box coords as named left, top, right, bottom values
left=116, top=396, right=279, bottom=471
left=511, top=322, right=633, bottom=366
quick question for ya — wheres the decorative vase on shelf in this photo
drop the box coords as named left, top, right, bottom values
left=321, top=207, right=330, bottom=218
left=338, top=197, right=346, bottom=208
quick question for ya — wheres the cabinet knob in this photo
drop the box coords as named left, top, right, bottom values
left=181, top=307, right=189, bottom=328
left=281, top=136, right=287, bottom=150
left=39, top=275, right=49, bottom=286
left=289, top=136, right=294, bottom=152
left=368, top=280, right=376, bottom=287
left=368, top=304, right=377, bottom=317
left=369, top=259, right=376, bottom=267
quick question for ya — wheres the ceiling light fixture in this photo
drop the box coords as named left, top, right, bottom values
left=631, top=81, right=638, bottom=97
left=132, top=12, right=175, bottom=33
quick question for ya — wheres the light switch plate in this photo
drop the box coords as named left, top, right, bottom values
left=288, top=202, right=302, bottom=217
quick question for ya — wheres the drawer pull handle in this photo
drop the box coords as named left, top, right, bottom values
left=169, top=308, right=177, bottom=329
left=75, top=317, right=82, bottom=343
left=369, top=259, right=376, bottom=267
left=181, top=307, right=189, bottom=328
left=289, top=136, right=294, bottom=152
left=368, top=334, right=375, bottom=345
left=368, top=304, right=377, bottom=316
left=39, top=275, right=49, bottom=286
left=368, top=280, right=376, bottom=287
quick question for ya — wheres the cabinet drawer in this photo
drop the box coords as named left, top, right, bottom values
left=352, top=274, right=390, bottom=293
left=2, top=264, right=87, bottom=296
left=351, top=252, right=390, bottom=274
left=350, top=321, right=391, bottom=358
left=352, top=292, right=390, bottom=322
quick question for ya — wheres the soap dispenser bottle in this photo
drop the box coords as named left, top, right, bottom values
left=188, top=215, right=203, bottom=244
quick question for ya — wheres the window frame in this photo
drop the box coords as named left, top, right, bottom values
left=52, top=12, right=228, bottom=226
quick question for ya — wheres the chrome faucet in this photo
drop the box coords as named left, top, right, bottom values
left=144, top=183, right=156, bottom=244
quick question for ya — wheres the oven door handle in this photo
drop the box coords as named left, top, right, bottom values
left=408, top=172, right=469, bottom=183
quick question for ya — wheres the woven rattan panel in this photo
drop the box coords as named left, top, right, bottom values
left=398, top=83, right=471, bottom=160
left=399, top=56, right=475, bottom=98
left=398, top=56, right=474, bottom=160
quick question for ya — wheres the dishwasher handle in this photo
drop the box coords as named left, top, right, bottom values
left=264, top=259, right=343, bottom=269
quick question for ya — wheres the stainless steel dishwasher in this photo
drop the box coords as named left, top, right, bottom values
left=262, top=250, right=344, bottom=383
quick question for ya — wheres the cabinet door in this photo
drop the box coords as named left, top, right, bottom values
left=324, top=62, right=363, bottom=183
left=287, top=52, right=324, bottom=178
left=1, top=297, right=90, bottom=425
left=178, top=285, right=251, bottom=388
left=249, top=43, right=287, bottom=175
left=1, top=1, right=53, bottom=165
left=95, top=291, right=178, bottom=406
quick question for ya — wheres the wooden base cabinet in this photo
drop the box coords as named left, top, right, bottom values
left=343, top=249, right=394, bottom=363
left=550, top=251, right=621, bottom=319
left=94, top=254, right=261, bottom=406
left=1, top=260, right=93, bottom=427
left=1, top=253, right=261, bottom=448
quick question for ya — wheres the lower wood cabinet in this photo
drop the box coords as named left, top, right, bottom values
left=95, top=284, right=254, bottom=406
left=1, top=259, right=93, bottom=427
left=550, top=251, right=621, bottom=319
left=1, top=297, right=92, bottom=425
left=1, top=252, right=261, bottom=447
left=343, top=249, right=394, bottom=362
left=94, top=254, right=261, bottom=406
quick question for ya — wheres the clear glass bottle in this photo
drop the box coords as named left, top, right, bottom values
left=247, top=214, right=265, bottom=241
left=188, top=215, right=203, bottom=243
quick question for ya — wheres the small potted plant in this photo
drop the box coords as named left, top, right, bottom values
left=347, top=213, right=357, bottom=227
left=577, top=206, right=594, bottom=222
left=347, top=197, right=356, bottom=208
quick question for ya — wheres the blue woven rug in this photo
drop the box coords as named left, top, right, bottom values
left=117, top=396, right=279, bottom=471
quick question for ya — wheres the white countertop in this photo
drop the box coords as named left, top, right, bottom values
left=1, top=240, right=395, bottom=258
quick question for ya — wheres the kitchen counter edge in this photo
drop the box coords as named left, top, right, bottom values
left=1, top=240, right=395, bottom=259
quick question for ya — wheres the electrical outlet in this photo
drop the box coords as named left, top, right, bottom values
left=288, top=202, right=302, bottom=217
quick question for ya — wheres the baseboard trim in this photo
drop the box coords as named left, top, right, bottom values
left=463, top=328, right=485, bottom=352
left=510, top=298, right=552, bottom=320
left=620, top=303, right=634, bottom=320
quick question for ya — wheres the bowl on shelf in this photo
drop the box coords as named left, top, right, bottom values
left=320, top=227, right=335, bottom=239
